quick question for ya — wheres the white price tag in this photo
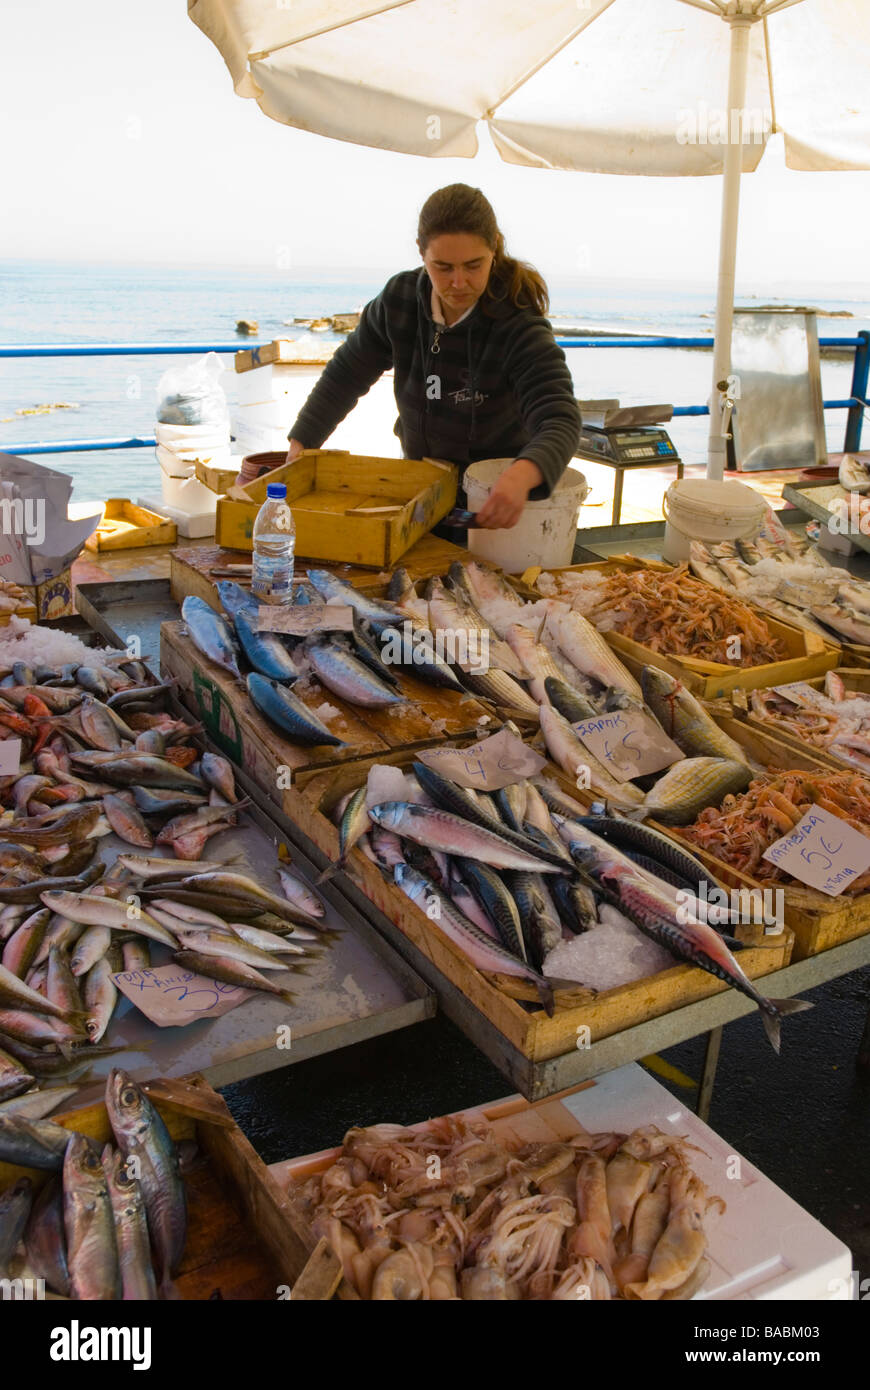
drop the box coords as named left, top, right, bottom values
left=571, top=709, right=683, bottom=783
left=415, top=728, right=546, bottom=790
left=762, top=806, right=870, bottom=897
left=0, top=738, right=22, bottom=776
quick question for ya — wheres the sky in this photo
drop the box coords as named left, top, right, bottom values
left=3, top=0, right=870, bottom=290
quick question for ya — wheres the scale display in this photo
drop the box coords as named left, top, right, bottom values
left=576, top=424, right=680, bottom=466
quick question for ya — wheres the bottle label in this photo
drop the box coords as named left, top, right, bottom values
left=251, top=555, right=294, bottom=600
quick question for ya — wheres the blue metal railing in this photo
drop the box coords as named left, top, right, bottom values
left=2, top=331, right=868, bottom=455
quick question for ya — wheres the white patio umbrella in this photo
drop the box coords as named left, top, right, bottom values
left=190, top=0, right=870, bottom=479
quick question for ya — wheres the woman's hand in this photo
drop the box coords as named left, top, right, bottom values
left=285, top=438, right=305, bottom=466
left=474, top=459, right=543, bottom=529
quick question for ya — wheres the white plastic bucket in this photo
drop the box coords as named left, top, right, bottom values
left=662, top=478, right=768, bottom=564
left=463, top=459, right=589, bottom=573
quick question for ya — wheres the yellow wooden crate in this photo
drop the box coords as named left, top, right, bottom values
left=84, top=499, right=176, bottom=551
left=519, top=558, right=840, bottom=699
left=216, top=448, right=457, bottom=567
left=294, top=749, right=793, bottom=1062
left=194, top=460, right=239, bottom=494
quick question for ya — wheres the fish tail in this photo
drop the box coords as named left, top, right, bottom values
left=159, top=1273, right=182, bottom=1300
left=760, top=997, right=814, bottom=1054
left=315, top=861, right=338, bottom=886
left=535, top=976, right=555, bottom=1018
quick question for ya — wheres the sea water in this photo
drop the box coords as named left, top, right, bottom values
left=1, top=259, right=867, bottom=502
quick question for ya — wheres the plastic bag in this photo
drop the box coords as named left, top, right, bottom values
left=155, top=351, right=229, bottom=428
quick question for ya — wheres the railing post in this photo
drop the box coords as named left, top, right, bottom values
left=845, top=330, right=870, bottom=452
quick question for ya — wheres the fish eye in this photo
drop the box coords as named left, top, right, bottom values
left=122, top=1086, right=138, bottom=1105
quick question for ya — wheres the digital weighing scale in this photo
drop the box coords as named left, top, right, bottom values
left=574, top=401, right=683, bottom=524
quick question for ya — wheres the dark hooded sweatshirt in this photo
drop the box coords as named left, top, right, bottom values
left=287, top=267, right=581, bottom=499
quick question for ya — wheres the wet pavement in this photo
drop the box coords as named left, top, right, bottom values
left=222, top=961, right=870, bottom=1288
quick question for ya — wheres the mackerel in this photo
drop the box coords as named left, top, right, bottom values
left=234, top=607, right=300, bottom=682
left=369, top=801, right=569, bottom=873
left=394, top=863, right=554, bottom=1013
left=247, top=672, right=344, bottom=746
left=181, top=594, right=242, bottom=679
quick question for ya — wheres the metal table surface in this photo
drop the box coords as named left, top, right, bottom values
left=33, top=592, right=433, bottom=1102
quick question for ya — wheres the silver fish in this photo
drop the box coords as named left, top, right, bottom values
left=105, top=1069, right=186, bottom=1288
left=103, top=1145, right=157, bottom=1300
left=554, top=815, right=813, bottom=1052
left=277, top=867, right=324, bottom=918
left=305, top=636, right=404, bottom=708
left=64, top=1131, right=120, bottom=1299
left=369, top=801, right=568, bottom=873
left=394, top=863, right=553, bottom=1012
left=181, top=595, right=242, bottom=679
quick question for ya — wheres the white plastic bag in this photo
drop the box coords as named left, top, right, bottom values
left=155, top=351, right=229, bottom=428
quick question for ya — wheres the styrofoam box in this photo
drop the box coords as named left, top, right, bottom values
left=234, top=362, right=325, bottom=406
left=563, top=1064, right=852, bottom=1301
left=233, top=398, right=296, bottom=430
left=231, top=421, right=293, bottom=456
left=138, top=494, right=215, bottom=540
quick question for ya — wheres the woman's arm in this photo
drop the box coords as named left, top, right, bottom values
left=286, top=287, right=394, bottom=452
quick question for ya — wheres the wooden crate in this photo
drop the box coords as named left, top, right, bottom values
left=84, top=499, right=177, bottom=551
left=294, top=749, right=793, bottom=1063
left=519, top=558, right=840, bottom=698
left=661, top=713, right=870, bottom=960
left=194, top=460, right=239, bottom=494
left=234, top=338, right=338, bottom=373
left=216, top=449, right=457, bottom=566
left=160, top=621, right=491, bottom=788
left=736, top=667, right=870, bottom=771
left=169, top=534, right=475, bottom=613
left=0, top=1073, right=348, bottom=1300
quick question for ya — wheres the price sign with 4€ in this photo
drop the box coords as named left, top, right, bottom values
left=763, top=806, right=870, bottom=897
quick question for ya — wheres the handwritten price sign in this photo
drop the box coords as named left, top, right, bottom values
left=571, top=710, right=683, bottom=783
left=416, top=728, right=546, bottom=790
left=256, top=604, right=355, bottom=636
left=763, top=806, right=870, bottom=897
left=113, top=965, right=252, bottom=1027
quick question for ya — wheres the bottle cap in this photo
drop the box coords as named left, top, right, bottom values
left=266, top=483, right=287, bottom=499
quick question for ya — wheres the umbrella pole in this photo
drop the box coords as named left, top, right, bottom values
left=707, top=16, right=754, bottom=481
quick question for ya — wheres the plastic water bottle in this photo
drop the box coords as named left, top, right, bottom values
left=251, top=483, right=295, bottom=604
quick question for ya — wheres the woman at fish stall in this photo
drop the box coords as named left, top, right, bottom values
left=264, top=185, right=582, bottom=532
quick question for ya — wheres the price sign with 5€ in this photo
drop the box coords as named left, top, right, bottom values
left=763, top=806, right=870, bottom=897
left=571, top=710, right=683, bottom=784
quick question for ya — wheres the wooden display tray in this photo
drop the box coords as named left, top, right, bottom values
left=734, top=667, right=870, bottom=776
left=292, top=746, right=793, bottom=1063
left=216, top=449, right=457, bottom=566
left=662, top=713, right=870, bottom=961
left=169, top=535, right=475, bottom=613
left=84, top=499, right=177, bottom=551
left=0, top=1074, right=343, bottom=1300
left=160, top=621, right=491, bottom=786
left=518, top=557, right=840, bottom=699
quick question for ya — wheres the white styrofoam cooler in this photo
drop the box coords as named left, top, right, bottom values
left=234, top=362, right=326, bottom=406
left=563, top=1064, right=852, bottom=1301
